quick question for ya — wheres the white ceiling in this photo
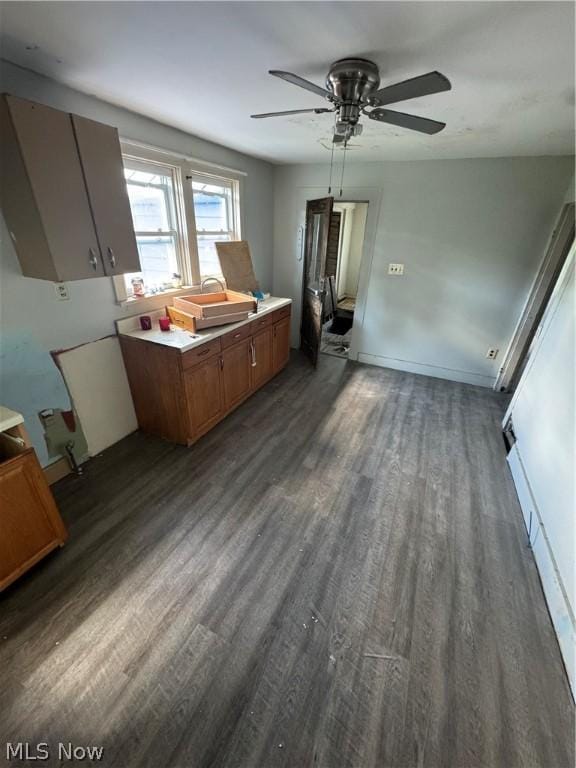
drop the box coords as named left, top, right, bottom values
left=1, top=1, right=574, bottom=164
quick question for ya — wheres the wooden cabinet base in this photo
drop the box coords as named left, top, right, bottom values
left=0, top=437, right=68, bottom=591
left=121, top=306, right=291, bottom=447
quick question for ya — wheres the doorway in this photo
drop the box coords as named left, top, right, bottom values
left=496, top=202, right=574, bottom=392
left=321, top=201, right=368, bottom=359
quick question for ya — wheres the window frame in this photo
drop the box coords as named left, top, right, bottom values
left=114, top=142, right=244, bottom=306
left=189, top=170, right=242, bottom=282
left=122, top=155, right=191, bottom=290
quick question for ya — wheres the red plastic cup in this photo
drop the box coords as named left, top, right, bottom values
left=158, top=316, right=171, bottom=332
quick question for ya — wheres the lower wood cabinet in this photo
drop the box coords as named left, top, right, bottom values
left=251, top=326, right=273, bottom=389
left=121, top=304, right=292, bottom=446
left=184, top=354, right=225, bottom=439
left=222, top=338, right=252, bottom=411
left=273, top=315, right=291, bottom=373
left=0, top=435, right=68, bottom=591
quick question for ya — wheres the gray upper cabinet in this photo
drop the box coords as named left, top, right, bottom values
left=72, top=114, right=140, bottom=276
left=0, top=94, right=104, bottom=280
left=0, top=94, right=140, bottom=281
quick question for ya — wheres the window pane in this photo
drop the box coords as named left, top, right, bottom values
left=197, top=233, right=230, bottom=278
left=192, top=179, right=232, bottom=233
left=125, top=168, right=175, bottom=231
left=130, top=234, right=179, bottom=291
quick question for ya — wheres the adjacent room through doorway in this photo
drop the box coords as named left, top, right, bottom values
left=321, top=201, right=368, bottom=359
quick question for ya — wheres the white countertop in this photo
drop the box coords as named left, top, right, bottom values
left=116, top=296, right=292, bottom=353
left=0, top=405, right=24, bottom=433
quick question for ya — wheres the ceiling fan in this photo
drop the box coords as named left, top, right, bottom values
left=251, top=58, right=451, bottom=144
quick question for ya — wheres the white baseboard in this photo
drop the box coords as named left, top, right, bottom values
left=356, top=352, right=495, bottom=388
left=507, top=444, right=575, bottom=697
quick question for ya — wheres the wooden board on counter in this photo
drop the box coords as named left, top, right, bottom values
left=215, top=241, right=260, bottom=293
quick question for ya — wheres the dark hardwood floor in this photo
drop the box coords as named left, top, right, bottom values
left=1, top=353, right=573, bottom=768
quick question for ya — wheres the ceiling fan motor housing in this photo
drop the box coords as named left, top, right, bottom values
left=254, top=60, right=450, bottom=138
left=326, top=58, right=381, bottom=105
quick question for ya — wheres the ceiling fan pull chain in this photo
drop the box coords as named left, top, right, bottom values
left=328, top=113, right=337, bottom=194
left=339, top=140, right=348, bottom=197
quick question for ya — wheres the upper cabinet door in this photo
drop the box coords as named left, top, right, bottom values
left=72, top=114, right=140, bottom=276
left=1, top=95, right=104, bottom=280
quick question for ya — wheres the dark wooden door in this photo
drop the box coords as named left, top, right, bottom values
left=325, top=211, right=341, bottom=278
left=300, top=196, right=333, bottom=365
left=251, top=327, right=273, bottom=389
left=221, top=339, right=252, bottom=411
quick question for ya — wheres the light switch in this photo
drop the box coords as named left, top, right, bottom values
left=388, top=263, right=404, bottom=275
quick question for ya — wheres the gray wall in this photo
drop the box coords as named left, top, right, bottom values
left=0, top=61, right=275, bottom=465
left=273, top=156, right=573, bottom=386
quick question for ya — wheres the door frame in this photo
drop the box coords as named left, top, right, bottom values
left=495, top=202, right=574, bottom=392
left=300, top=196, right=333, bottom=365
left=296, top=186, right=383, bottom=362
left=333, top=200, right=370, bottom=303
left=504, top=240, right=575, bottom=420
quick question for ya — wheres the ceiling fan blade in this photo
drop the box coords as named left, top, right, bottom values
left=369, top=108, right=446, bottom=134
left=370, top=71, right=451, bottom=107
left=269, top=70, right=331, bottom=99
left=251, top=108, right=332, bottom=119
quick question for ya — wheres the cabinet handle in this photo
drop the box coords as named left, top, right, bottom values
left=89, top=248, right=98, bottom=271
left=250, top=341, right=257, bottom=367
left=233, top=332, right=241, bottom=339
left=107, top=246, right=116, bottom=269
left=198, top=348, right=210, bottom=357
left=219, top=356, right=224, bottom=370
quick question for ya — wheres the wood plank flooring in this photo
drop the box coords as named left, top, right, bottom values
left=1, top=354, right=573, bottom=768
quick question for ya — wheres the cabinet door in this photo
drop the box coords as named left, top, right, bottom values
left=251, top=327, right=273, bottom=390
left=72, top=114, right=141, bottom=276
left=184, top=355, right=225, bottom=439
left=272, top=317, right=291, bottom=373
left=0, top=448, right=68, bottom=591
left=221, top=339, right=252, bottom=411
left=1, top=95, right=104, bottom=281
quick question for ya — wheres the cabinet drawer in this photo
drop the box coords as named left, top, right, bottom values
left=250, top=313, right=273, bottom=333
left=181, top=339, right=221, bottom=370
left=221, top=324, right=252, bottom=349
left=272, top=305, right=291, bottom=323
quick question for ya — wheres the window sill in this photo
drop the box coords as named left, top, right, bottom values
left=115, top=283, right=226, bottom=312
left=116, top=285, right=194, bottom=308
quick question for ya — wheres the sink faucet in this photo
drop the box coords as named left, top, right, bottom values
left=201, top=277, right=225, bottom=293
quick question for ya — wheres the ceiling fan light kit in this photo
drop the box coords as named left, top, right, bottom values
left=251, top=57, right=451, bottom=144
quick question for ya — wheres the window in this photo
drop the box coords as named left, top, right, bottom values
left=122, top=158, right=186, bottom=295
left=190, top=173, right=239, bottom=278
left=118, top=145, right=242, bottom=302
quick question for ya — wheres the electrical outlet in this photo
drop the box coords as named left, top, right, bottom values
left=388, top=263, right=404, bottom=275
left=54, top=282, right=70, bottom=301
left=486, top=348, right=499, bottom=360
